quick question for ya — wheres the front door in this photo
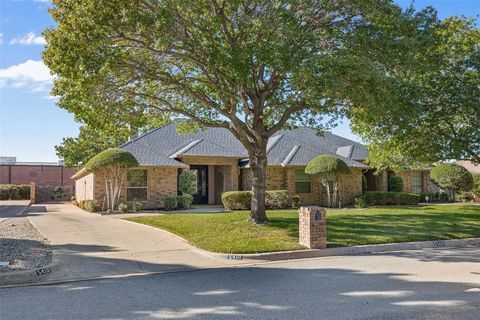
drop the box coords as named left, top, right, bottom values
left=190, top=165, right=208, bottom=204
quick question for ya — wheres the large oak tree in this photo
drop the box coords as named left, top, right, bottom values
left=44, top=0, right=433, bottom=223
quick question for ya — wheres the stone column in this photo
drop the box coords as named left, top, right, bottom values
left=299, top=206, right=327, bottom=249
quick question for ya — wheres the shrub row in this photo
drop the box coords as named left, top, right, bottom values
left=164, top=194, right=194, bottom=211
left=221, top=190, right=290, bottom=210
left=361, top=192, right=421, bottom=206
left=0, top=184, right=30, bottom=200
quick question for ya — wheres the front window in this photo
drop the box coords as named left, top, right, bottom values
left=411, top=171, right=423, bottom=193
left=295, top=169, right=311, bottom=193
left=127, top=169, right=148, bottom=201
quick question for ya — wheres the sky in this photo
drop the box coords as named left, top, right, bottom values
left=0, top=1, right=479, bottom=162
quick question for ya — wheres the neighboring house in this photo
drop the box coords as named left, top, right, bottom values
left=0, top=157, right=76, bottom=187
left=72, top=124, right=438, bottom=208
left=457, top=160, right=480, bottom=174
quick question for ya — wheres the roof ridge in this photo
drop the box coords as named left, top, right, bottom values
left=169, top=139, right=204, bottom=158
left=267, top=134, right=283, bottom=154
left=120, top=125, right=168, bottom=148
left=282, top=145, right=300, bottom=166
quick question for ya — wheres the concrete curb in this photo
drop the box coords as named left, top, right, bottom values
left=0, top=262, right=58, bottom=287
left=200, top=237, right=480, bottom=262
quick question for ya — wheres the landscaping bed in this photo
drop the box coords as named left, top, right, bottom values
left=0, top=217, right=52, bottom=273
left=126, top=204, right=480, bottom=254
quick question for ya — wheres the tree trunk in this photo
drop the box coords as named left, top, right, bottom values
left=333, top=180, right=339, bottom=208
left=249, top=144, right=268, bottom=224
left=104, top=172, right=110, bottom=212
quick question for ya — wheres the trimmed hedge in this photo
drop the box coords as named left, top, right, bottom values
left=163, top=195, right=193, bottom=211
left=221, top=190, right=290, bottom=210
left=0, top=184, right=30, bottom=200
left=362, top=192, right=421, bottom=206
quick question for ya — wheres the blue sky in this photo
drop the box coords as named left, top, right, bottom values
left=0, top=1, right=479, bottom=162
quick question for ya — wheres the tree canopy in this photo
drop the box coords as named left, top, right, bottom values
left=56, top=125, right=130, bottom=168
left=349, top=17, right=480, bottom=170
left=430, top=163, right=473, bottom=193
left=44, top=0, right=441, bottom=222
left=85, top=148, right=138, bottom=173
left=305, top=155, right=350, bottom=176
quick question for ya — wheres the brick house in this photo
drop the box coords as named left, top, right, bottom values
left=0, top=158, right=76, bottom=187
left=73, top=124, right=438, bottom=208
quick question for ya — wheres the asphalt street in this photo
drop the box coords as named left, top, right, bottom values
left=1, top=246, right=479, bottom=320
left=0, top=200, right=29, bottom=222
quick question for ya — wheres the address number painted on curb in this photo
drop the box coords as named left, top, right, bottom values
left=227, top=255, right=243, bottom=260
left=35, top=267, right=52, bottom=277
left=433, top=240, right=446, bottom=247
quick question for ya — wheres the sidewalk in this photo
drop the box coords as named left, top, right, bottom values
left=27, top=203, right=243, bottom=284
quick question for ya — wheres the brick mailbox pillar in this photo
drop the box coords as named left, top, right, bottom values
left=299, top=206, right=327, bottom=249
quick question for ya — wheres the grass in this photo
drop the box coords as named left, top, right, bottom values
left=126, top=204, right=480, bottom=254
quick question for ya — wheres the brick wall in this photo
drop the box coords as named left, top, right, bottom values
left=394, top=170, right=438, bottom=193
left=98, top=167, right=178, bottom=209
left=241, top=166, right=363, bottom=206
left=0, top=165, right=76, bottom=186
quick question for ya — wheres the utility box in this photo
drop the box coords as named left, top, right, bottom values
left=299, top=206, right=327, bottom=249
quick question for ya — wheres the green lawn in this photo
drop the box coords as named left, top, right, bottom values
left=126, top=204, right=480, bottom=254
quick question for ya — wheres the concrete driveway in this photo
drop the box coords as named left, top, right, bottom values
left=0, top=200, right=30, bottom=221
left=27, top=202, right=235, bottom=283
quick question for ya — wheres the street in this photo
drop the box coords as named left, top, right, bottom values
left=0, top=200, right=30, bottom=221
left=1, top=246, right=479, bottom=320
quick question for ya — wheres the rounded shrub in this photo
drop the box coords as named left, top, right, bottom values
left=305, top=155, right=350, bottom=176
left=132, top=201, right=143, bottom=212
left=222, top=191, right=252, bottom=210
left=118, top=203, right=128, bottom=212
left=354, top=196, right=367, bottom=208
left=177, top=194, right=193, bottom=210
left=430, top=163, right=473, bottom=193
left=164, top=196, right=177, bottom=211
left=388, top=176, right=404, bottom=192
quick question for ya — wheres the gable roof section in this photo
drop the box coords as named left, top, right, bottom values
left=120, top=124, right=247, bottom=167
left=120, top=124, right=369, bottom=168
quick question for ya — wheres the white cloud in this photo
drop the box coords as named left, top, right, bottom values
left=0, top=60, right=53, bottom=92
left=9, top=31, right=46, bottom=45
left=0, top=33, right=3, bottom=44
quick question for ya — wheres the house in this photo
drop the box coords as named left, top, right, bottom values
left=72, top=124, right=438, bottom=209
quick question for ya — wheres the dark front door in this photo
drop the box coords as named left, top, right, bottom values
left=190, top=165, right=208, bottom=204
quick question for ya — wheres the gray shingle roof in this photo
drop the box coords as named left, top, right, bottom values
left=121, top=124, right=369, bottom=168
left=120, top=124, right=247, bottom=167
